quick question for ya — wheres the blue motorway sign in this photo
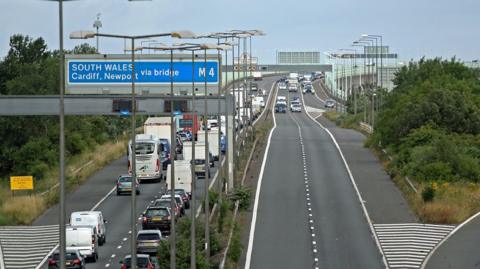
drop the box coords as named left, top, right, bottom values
left=67, top=60, right=219, bottom=85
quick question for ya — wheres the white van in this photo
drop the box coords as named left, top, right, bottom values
left=166, top=160, right=193, bottom=195
left=70, top=211, right=107, bottom=245
left=66, top=225, right=99, bottom=262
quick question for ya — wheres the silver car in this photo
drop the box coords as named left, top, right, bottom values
left=136, top=230, right=163, bottom=255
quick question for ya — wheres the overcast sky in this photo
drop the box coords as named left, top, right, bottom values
left=0, top=0, right=478, bottom=63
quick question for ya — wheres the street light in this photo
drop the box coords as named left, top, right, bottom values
left=362, top=34, right=383, bottom=88
left=360, top=35, right=379, bottom=88
left=70, top=29, right=195, bottom=269
left=339, top=49, right=357, bottom=114
left=92, top=13, right=102, bottom=52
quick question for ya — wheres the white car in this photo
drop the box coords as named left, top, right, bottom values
left=290, top=103, right=302, bottom=112
left=278, top=82, right=287, bottom=90
left=70, top=211, right=107, bottom=245
left=277, top=96, right=287, bottom=102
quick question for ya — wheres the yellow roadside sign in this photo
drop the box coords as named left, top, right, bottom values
left=10, top=176, right=34, bottom=190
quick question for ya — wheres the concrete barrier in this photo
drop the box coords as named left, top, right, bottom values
left=359, top=121, right=373, bottom=134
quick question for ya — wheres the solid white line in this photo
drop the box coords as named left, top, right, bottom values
left=244, top=79, right=278, bottom=269
left=301, top=92, right=389, bottom=269
left=36, top=185, right=117, bottom=269
left=195, top=160, right=223, bottom=219
left=420, top=210, right=480, bottom=268
left=252, top=79, right=277, bottom=127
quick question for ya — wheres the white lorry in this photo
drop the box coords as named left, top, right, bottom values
left=144, top=117, right=172, bottom=144
left=183, top=141, right=213, bottom=178
left=166, top=160, right=193, bottom=195
left=253, top=72, right=263, bottom=81
left=197, top=130, right=221, bottom=161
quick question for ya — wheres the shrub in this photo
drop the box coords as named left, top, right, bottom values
left=422, top=185, right=436, bottom=202
left=227, top=222, right=242, bottom=263
left=228, top=186, right=252, bottom=211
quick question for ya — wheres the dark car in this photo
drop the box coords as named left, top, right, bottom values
left=275, top=102, right=287, bottom=113
left=177, top=130, right=192, bottom=141
left=142, top=207, right=173, bottom=232
left=48, top=250, right=86, bottom=269
left=152, top=199, right=181, bottom=219
left=120, top=254, right=158, bottom=269
left=116, top=175, right=140, bottom=195
left=166, top=189, right=190, bottom=209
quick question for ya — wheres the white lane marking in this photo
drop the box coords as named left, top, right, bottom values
left=111, top=254, right=116, bottom=258
left=105, top=264, right=110, bottom=268
left=117, top=245, right=122, bottom=249
left=123, top=237, right=128, bottom=241
left=128, top=230, right=132, bottom=234
left=36, top=185, right=117, bottom=269
left=245, top=79, right=279, bottom=269
left=301, top=91, right=389, bottom=269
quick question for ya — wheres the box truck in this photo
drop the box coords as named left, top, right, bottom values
left=166, top=160, right=193, bottom=195
left=183, top=141, right=213, bottom=178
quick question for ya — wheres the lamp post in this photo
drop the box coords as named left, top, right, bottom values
left=70, top=30, right=195, bottom=269
left=339, top=49, right=357, bottom=114
left=362, top=34, right=383, bottom=88
left=360, top=35, right=379, bottom=88
left=92, top=13, right=102, bottom=52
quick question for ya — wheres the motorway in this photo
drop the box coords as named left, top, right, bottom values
left=247, top=87, right=384, bottom=268
left=14, top=76, right=276, bottom=269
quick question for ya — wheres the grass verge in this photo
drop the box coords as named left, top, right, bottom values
left=324, top=113, right=478, bottom=224
left=0, top=135, right=128, bottom=225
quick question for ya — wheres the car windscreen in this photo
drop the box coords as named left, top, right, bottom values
left=135, top=143, right=155, bottom=154
left=137, top=233, right=160, bottom=241
left=119, top=177, right=132, bottom=183
left=71, top=215, right=96, bottom=225
left=145, top=209, right=169, bottom=217
left=194, top=159, right=205, bottom=165
left=52, top=252, right=78, bottom=260
left=154, top=200, right=171, bottom=207
left=124, top=257, right=149, bottom=267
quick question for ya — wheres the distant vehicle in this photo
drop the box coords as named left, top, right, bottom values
left=136, top=230, right=163, bottom=255
left=160, top=194, right=186, bottom=216
left=66, top=225, right=99, bottom=262
left=292, top=96, right=301, bottom=102
left=291, top=99, right=301, bottom=106
left=120, top=254, right=158, bottom=269
left=289, top=72, right=298, bottom=80
left=288, top=83, right=298, bottom=92
left=302, top=84, right=315, bottom=94
left=275, top=102, right=287, bottom=113
left=220, top=135, right=227, bottom=154
left=197, top=130, right=221, bottom=161
left=290, top=103, right=302, bottom=112
left=70, top=211, right=106, bottom=246
left=303, top=74, right=312, bottom=81
left=165, top=188, right=191, bottom=209
left=206, top=119, right=218, bottom=130
left=325, top=99, right=336, bottom=108
left=177, top=130, right=192, bottom=142
left=152, top=198, right=181, bottom=219
left=48, top=249, right=86, bottom=269
left=253, top=72, right=263, bottom=81
left=144, top=117, right=172, bottom=144
left=278, top=82, right=287, bottom=90
left=128, top=134, right=165, bottom=182
left=142, top=206, right=173, bottom=232
left=253, top=96, right=265, bottom=108
left=116, top=175, right=140, bottom=195
left=250, top=82, right=259, bottom=91
left=165, top=160, right=193, bottom=199
left=277, top=96, right=287, bottom=102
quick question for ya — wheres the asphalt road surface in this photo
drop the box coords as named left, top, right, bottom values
left=247, top=88, right=384, bottom=268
